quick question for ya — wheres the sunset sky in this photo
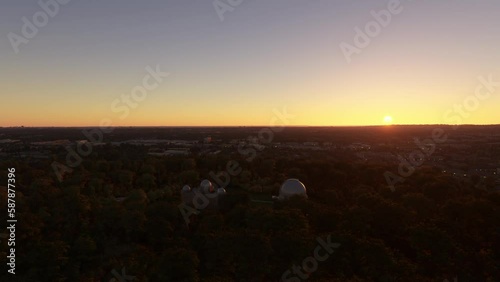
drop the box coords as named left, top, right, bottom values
left=1, top=0, right=499, bottom=127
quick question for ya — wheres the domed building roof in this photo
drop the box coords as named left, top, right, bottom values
left=182, top=185, right=191, bottom=193
left=200, top=179, right=214, bottom=193
left=278, top=179, right=307, bottom=200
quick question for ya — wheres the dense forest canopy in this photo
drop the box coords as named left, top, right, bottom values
left=0, top=126, right=499, bottom=281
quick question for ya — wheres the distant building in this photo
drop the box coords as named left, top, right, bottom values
left=348, top=143, right=371, bottom=150
left=32, top=140, right=71, bottom=147
left=148, top=148, right=190, bottom=156
left=0, top=139, right=20, bottom=144
left=303, top=142, right=319, bottom=146
left=181, top=179, right=227, bottom=210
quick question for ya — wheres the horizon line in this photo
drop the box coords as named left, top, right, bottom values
left=1, top=123, right=500, bottom=128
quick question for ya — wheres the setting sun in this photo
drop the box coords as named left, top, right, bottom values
left=384, top=116, right=393, bottom=125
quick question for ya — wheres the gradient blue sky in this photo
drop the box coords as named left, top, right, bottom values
left=1, top=0, right=499, bottom=126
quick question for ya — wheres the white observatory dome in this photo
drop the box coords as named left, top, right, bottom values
left=200, top=179, right=214, bottom=193
left=182, top=185, right=191, bottom=192
left=279, top=179, right=307, bottom=200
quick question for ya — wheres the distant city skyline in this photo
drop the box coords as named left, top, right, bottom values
left=1, top=0, right=500, bottom=127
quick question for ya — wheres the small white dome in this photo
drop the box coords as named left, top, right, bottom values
left=182, top=185, right=191, bottom=192
left=200, top=179, right=214, bottom=193
left=279, top=179, right=307, bottom=200
left=217, top=188, right=227, bottom=195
